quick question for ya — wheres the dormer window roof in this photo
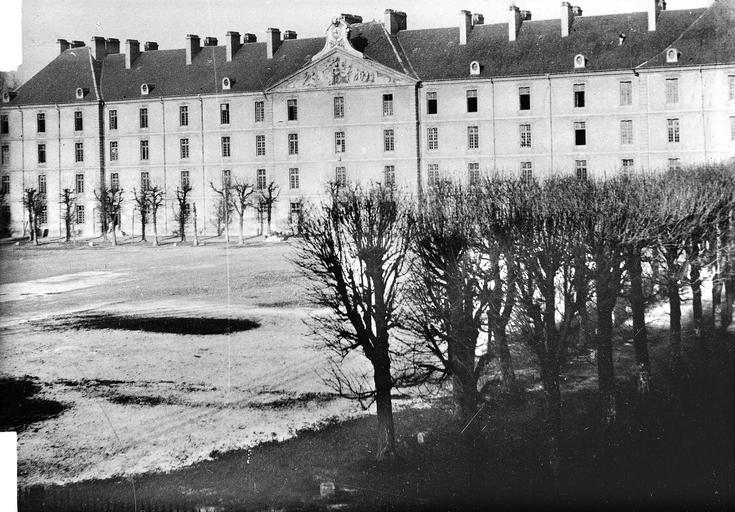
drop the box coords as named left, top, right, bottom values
left=574, top=54, right=586, bottom=69
left=666, top=48, right=679, bottom=63
left=141, top=83, right=150, bottom=95
left=75, top=87, right=86, bottom=99
left=222, top=77, right=232, bottom=90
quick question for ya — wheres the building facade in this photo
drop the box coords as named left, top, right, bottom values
left=1, top=1, right=734, bottom=238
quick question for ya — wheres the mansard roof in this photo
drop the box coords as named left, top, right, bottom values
left=3, top=2, right=733, bottom=107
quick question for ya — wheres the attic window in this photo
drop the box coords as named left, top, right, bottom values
left=141, top=83, right=150, bottom=96
left=222, top=77, right=232, bottom=90
left=75, top=88, right=85, bottom=100
left=469, top=61, right=480, bottom=76
left=666, top=48, right=679, bottom=63
left=1, top=92, right=11, bottom=103
left=574, top=54, right=586, bottom=69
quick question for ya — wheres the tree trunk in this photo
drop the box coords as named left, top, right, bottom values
left=712, top=272, right=723, bottom=332
left=492, top=326, right=517, bottom=394
left=140, top=214, right=147, bottom=242
left=239, top=214, right=244, bottom=245
left=27, top=209, right=34, bottom=242
left=179, top=215, right=185, bottom=242
left=193, top=204, right=199, bottom=246
left=373, top=355, right=396, bottom=462
left=266, top=206, right=272, bottom=237
left=627, top=246, right=651, bottom=394
left=32, top=215, right=39, bottom=246
left=596, top=302, right=616, bottom=425
left=667, top=271, right=682, bottom=375
left=111, top=220, right=117, bottom=246
left=541, top=353, right=561, bottom=486
left=224, top=197, right=230, bottom=245
left=689, top=237, right=703, bottom=338
left=724, top=278, right=735, bottom=332
left=65, top=212, right=71, bottom=242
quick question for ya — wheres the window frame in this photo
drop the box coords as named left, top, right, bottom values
left=179, top=105, right=189, bottom=127
left=256, top=134, right=266, bottom=156
left=665, top=78, right=679, bottom=104
left=37, top=112, right=46, bottom=133
left=334, top=96, right=344, bottom=119
left=620, top=120, right=633, bottom=145
left=109, top=110, right=118, bottom=130
left=180, top=138, right=190, bottom=159
left=288, top=133, right=299, bottom=155
left=521, top=162, right=533, bottom=183
left=221, top=136, right=231, bottom=157
left=384, top=165, right=396, bottom=187
left=220, top=103, right=230, bottom=125
left=75, top=173, right=85, bottom=194
left=574, top=121, right=587, bottom=146
left=466, top=89, right=478, bottom=113
left=619, top=81, right=632, bottom=106
left=335, top=131, right=346, bottom=153
left=287, top=99, right=298, bottom=121
left=468, top=162, right=480, bottom=186
left=667, top=118, right=680, bottom=143
left=37, top=143, right=46, bottom=164
left=109, top=141, right=119, bottom=161
left=335, top=166, right=346, bottom=187
left=383, top=93, right=394, bottom=116
left=426, top=91, right=438, bottom=115
left=520, top=123, right=532, bottom=148
left=519, top=86, right=531, bottom=111
left=140, top=139, right=149, bottom=160
left=575, top=159, right=588, bottom=180
left=467, top=125, right=479, bottom=150
left=74, top=111, right=83, bottom=131
left=257, top=169, right=267, bottom=190
left=427, top=163, right=439, bottom=187
left=573, top=83, right=586, bottom=108
left=255, top=101, right=265, bottom=123
left=427, top=127, right=438, bottom=150
left=289, top=167, right=299, bottom=189
left=74, top=142, right=84, bottom=162
left=0, top=114, right=8, bottom=134
left=139, top=107, right=149, bottom=129
left=38, top=174, right=47, bottom=194
left=383, top=129, right=395, bottom=152
left=180, top=170, right=190, bottom=189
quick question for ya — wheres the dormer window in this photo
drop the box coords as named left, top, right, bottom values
left=666, top=48, right=679, bottom=63
left=2, top=92, right=10, bottom=103
left=141, top=83, right=150, bottom=96
left=222, top=77, right=232, bottom=90
left=469, top=61, right=480, bottom=76
left=75, top=88, right=85, bottom=100
left=574, top=54, right=586, bottom=69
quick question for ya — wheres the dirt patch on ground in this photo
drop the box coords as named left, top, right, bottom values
left=248, top=392, right=338, bottom=410
left=0, top=376, right=68, bottom=432
left=41, top=313, right=260, bottom=335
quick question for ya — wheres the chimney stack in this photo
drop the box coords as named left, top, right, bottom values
left=186, top=34, right=201, bottom=65
left=266, top=28, right=281, bottom=59
left=648, top=0, right=666, bottom=31
left=459, top=10, right=473, bottom=45
left=58, top=39, right=70, bottom=54
left=125, top=39, right=140, bottom=69
left=561, top=2, right=577, bottom=37
left=340, top=13, right=363, bottom=25
left=384, top=9, right=407, bottom=35
left=508, top=5, right=522, bottom=42
left=90, top=36, right=107, bottom=60
left=71, top=40, right=85, bottom=48
left=106, top=38, right=120, bottom=54
left=226, top=31, right=241, bottom=61
left=144, top=41, right=158, bottom=51
left=472, top=13, right=485, bottom=25
left=243, top=33, right=257, bottom=43
left=283, top=30, right=297, bottom=40
left=204, top=37, right=218, bottom=46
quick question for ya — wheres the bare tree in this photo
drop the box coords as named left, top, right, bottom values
left=0, top=190, right=10, bottom=238
left=132, top=187, right=151, bottom=242
left=259, top=181, right=280, bottom=237
left=210, top=180, right=234, bottom=244
left=22, top=188, right=43, bottom=245
left=293, top=184, right=413, bottom=462
left=59, top=188, right=76, bottom=242
left=174, top=184, right=191, bottom=242
left=148, top=186, right=165, bottom=246
left=232, top=179, right=255, bottom=244
left=94, top=187, right=123, bottom=246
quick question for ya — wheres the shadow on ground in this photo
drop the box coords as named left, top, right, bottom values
left=0, top=376, right=67, bottom=432
left=41, top=313, right=260, bottom=335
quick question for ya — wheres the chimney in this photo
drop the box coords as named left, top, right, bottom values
left=186, top=34, right=201, bottom=65
left=71, top=40, right=85, bottom=48
left=58, top=39, right=70, bottom=54
left=266, top=28, right=281, bottom=59
left=144, top=41, right=158, bottom=51
left=648, top=0, right=666, bottom=31
left=125, top=39, right=140, bottom=69
left=472, top=13, right=485, bottom=25
left=243, top=33, right=257, bottom=43
left=509, top=5, right=522, bottom=42
left=340, top=13, right=363, bottom=25
left=226, top=31, right=241, bottom=61
left=561, top=2, right=573, bottom=37
left=204, top=37, right=218, bottom=46
left=459, top=10, right=472, bottom=45
left=384, top=9, right=407, bottom=35
left=90, top=36, right=106, bottom=60
left=106, top=38, right=120, bottom=54
left=283, top=30, right=297, bottom=40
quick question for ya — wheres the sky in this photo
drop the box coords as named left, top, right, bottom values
left=1, top=0, right=712, bottom=78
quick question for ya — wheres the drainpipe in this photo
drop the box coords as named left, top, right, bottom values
left=18, top=106, right=25, bottom=237
left=547, top=74, right=554, bottom=173
left=199, top=94, right=206, bottom=233
left=56, top=104, right=62, bottom=237
left=414, top=81, right=423, bottom=201
left=699, top=66, right=707, bottom=162
left=491, top=78, right=497, bottom=172
left=160, top=97, right=168, bottom=232
left=97, top=99, right=106, bottom=237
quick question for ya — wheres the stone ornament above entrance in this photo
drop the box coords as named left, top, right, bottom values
left=295, top=54, right=394, bottom=89
left=311, top=18, right=364, bottom=62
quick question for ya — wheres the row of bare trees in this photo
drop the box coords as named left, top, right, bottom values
left=295, top=165, right=735, bottom=464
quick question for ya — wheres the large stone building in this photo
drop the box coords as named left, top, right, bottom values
left=1, top=1, right=734, bottom=238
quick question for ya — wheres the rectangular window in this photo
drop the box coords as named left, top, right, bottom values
left=665, top=78, right=679, bottom=104
left=575, top=160, right=587, bottom=180
left=140, top=140, right=149, bottom=160
left=467, top=126, right=479, bottom=149
left=110, top=141, right=118, bottom=161
left=383, top=129, right=395, bottom=152
left=1, top=145, right=8, bottom=165
left=39, top=204, right=47, bottom=225
left=574, top=121, right=586, bottom=146
left=427, top=127, right=438, bottom=150
left=38, top=144, right=46, bottom=164
left=290, top=201, right=302, bottom=219
left=109, top=110, right=117, bottom=130
left=334, top=96, right=344, bottom=119
left=74, top=111, right=83, bottom=131
left=383, top=94, right=394, bottom=116
left=289, top=168, right=299, bottom=189
left=520, top=123, right=532, bottom=148
left=140, top=171, right=150, bottom=190
left=139, top=107, right=148, bottom=129
left=468, top=162, right=480, bottom=186
left=221, top=136, right=231, bottom=157
left=255, top=101, right=265, bottom=122
left=256, top=134, right=266, bottom=156
left=287, top=99, right=298, bottom=121
left=38, top=174, right=46, bottom=194
left=521, top=162, right=533, bottom=183
left=222, top=169, right=231, bottom=187
left=335, top=166, right=346, bottom=186
left=288, top=133, right=298, bottom=155
left=384, top=165, right=395, bottom=187
left=179, top=106, right=189, bottom=127
left=76, top=205, right=85, bottom=224
left=730, top=116, right=735, bottom=141
left=668, top=158, right=681, bottom=171
left=620, top=120, right=633, bottom=145
left=110, top=172, right=119, bottom=190
left=37, top=113, right=46, bottom=133
left=257, top=169, right=266, bottom=190
left=573, top=83, right=585, bottom=108
left=519, top=87, right=530, bottom=110
left=180, top=138, right=189, bottom=159
left=180, top=170, right=190, bottom=188
left=75, top=173, right=84, bottom=193
left=1, top=175, right=9, bottom=194
left=622, top=159, right=634, bottom=173
left=0, top=114, right=8, bottom=134
left=426, top=92, right=437, bottom=115
left=467, top=89, right=478, bottom=113
left=729, top=76, right=735, bottom=101
left=427, top=163, right=439, bottom=186
left=220, top=103, right=230, bottom=125
left=667, top=118, right=680, bottom=143
left=335, top=131, right=346, bottom=153
left=620, top=81, right=632, bottom=106
left=75, top=142, right=84, bottom=162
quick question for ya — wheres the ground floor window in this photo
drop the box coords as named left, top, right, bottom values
left=75, top=205, right=85, bottom=224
